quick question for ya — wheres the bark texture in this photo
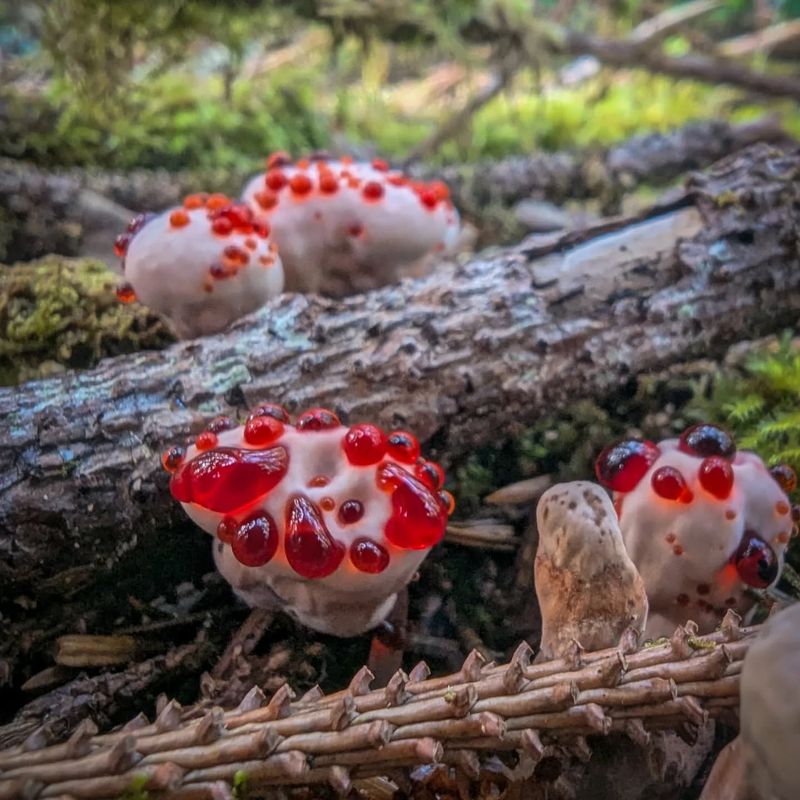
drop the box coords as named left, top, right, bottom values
left=1, top=143, right=799, bottom=608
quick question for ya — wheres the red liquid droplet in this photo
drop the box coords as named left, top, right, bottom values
left=439, top=490, right=455, bottom=515
left=418, top=189, right=438, bottom=209
left=231, top=511, right=279, bottom=567
left=319, top=496, right=335, bottom=512
left=212, top=217, right=233, bottom=236
left=319, top=174, right=339, bottom=194
left=698, top=456, right=734, bottom=500
left=371, top=159, right=389, bottom=172
left=217, top=516, right=237, bottom=544
left=338, top=499, right=364, bottom=524
left=248, top=404, right=291, bottom=424
left=267, top=151, right=292, bottom=169
left=206, top=194, right=230, bottom=211
left=770, top=464, right=797, bottom=493
left=265, top=170, right=288, bottom=192
left=284, top=495, right=344, bottom=578
left=223, top=245, right=250, bottom=268
left=308, top=475, right=330, bottom=488
left=379, top=462, right=448, bottom=550
left=665, top=532, right=676, bottom=543
left=244, top=415, right=284, bottom=446
left=161, top=445, right=185, bottom=473
left=595, top=439, right=660, bottom=492
left=206, top=416, right=236, bottom=434
left=114, top=233, right=131, bottom=258
left=116, top=282, right=137, bottom=304
left=170, top=209, right=190, bottom=228
left=195, top=431, right=219, bottom=451
left=343, top=424, right=387, bottom=465
left=255, top=190, right=278, bottom=210
left=673, top=545, right=684, bottom=556
left=184, top=194, right=207, bottom=209
left=732, top=531, right=779, bottom=588
left=679, top=423, right=736, bottom=459
left=350, top=538, right=390, bottom=574
left=362, top=181, right=384, bottom=201
left=387, top=431, right=420, bottom=464
left=651, top=466, right=688, bottom=501
left=296, top=408, right=340, bottom=431
left=170, top=446, right=289, bottom=513
left=289, top=174, right=313, bottom=195
left=415, top=460, right=445, bottom=491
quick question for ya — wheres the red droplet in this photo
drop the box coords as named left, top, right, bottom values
left=679, top=423, right=736, bottom=460
left=205, top=194, right=230, bottom=211
left=698, top=456, right=734, bottom=500
left=170, top=446, right=289, bottom=513
left=114, top=233, right=131, bottom=258
left=223, top=245, right=250, bottom=268
left=195, top=431, right=219, bottom=451
left=362, top=181, right=384, bottom=201
left=265, top=170, right=288, bottom=192
left=289, top=173, right=313, bottom=195
left=170, top=209, right=190, bottom=228
left=244, top=415, right=284, bottom=446
left=348, top=222, right=364, bottom=237
left=343, top=424, right=387, bottom=466
left=127, top=212, right=153, bottom=234
left=319, top=174, right=339, bottom=194
left=387, top=431, right=420, bottom=464
left=415, top=460, right=445, bottom=491
left=161, top=445, right=185, bottom=473
left=116, top=282, right=137, bottom=304
left=319, top=496, right=335, bottom=512
left=338, top=499, right=364, bottom=524
left=665, top=532, right=676, bottom=544
left=379, top=462, right=448, bottom=550
left=770, top=464, right=797, bottom=493
left=725, top=509, right=737, bottom=520
left=184, top=193, right=207, bottom=210
left=418, top=189, right=438, bottom=210
left=308, top=475, right=329, bottom=488
left=254, top=190, right=278, bottom=210
left=350, top=538, right=390, bottom=574
left=776, top=500, right=790, bottom=516
left=673, top=545, right=684, bottom=556
left=231, top=511, right=279, bottom=567
left=212, top=217, right=233, bottom=236
left=595, top=439, right=660, bottom=492
left=439, top=490, right=455, bottom=515
left=217, top=516, right=237, bottom=544
left=732, top=531, right=779, bottom=588
left=387, top=173, right=406, bottom=187
left=371, top=159, right=389, bottom=172
left=253, top=222, right=270, bottom=238
left=284, top=495, right=344, bottom=578
left=430, top=180, right=450, bottom=201
left=651, top=466, right=689, bottom=501
left=206, top=416, right=236, bottom=434
left=247, top=403, right=291, bottom=425
left=267, top=151, right=292, bottom=169
left=296, top=408, right=340, bottom=431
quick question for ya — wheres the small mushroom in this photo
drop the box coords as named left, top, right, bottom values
left=163, top=406, right=454, bottom=637
left=534, top=481, right=648, bottom=659
left=114, top=195, right=283, bottom=338
left=241, top=154, right=460, bottom=295
left=595, top=423, right=794, bottom=636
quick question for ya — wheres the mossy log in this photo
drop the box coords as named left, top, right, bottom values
left=1, top=143, right=799, bottom=680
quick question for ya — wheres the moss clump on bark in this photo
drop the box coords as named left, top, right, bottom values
left=0, top=256, right=174, bottom=385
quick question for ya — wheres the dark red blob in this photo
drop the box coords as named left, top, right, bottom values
left=362, top=181, right=385, bottom=201
left=651, top=466, right=689, bottom=501
left=216, top=516, right=237, bottom=544
left=248, top=404, right=291, bottom=424
left=161, top=445, right=185, bottom=474
left=343, top=424, right=387, bottom=466
left=169, top=446, right=289, bottom=513
left=296, top=408, right=340, bottom=431
left=284, top=495, right=345, bottom=578
left=114, top=233, right=131, bottom=258
left=770, top=463, right=797, bottom=493
left=732, top=531, right=779, bottom=588
left=290, top=173, right=313, bottom=195
left=338, top=499, right=364, bottom=524
left=206, top=416, right=237, bottom=434
left=415, top=460, right=445, bottom=491
left=595, top=439, right=660, bottom=492
left=195, top=431, right=219, bottom=451
left=244, top=415, right=284, bottom=446
left=127, top=212, right=153, bottom=235
left=115, top=282, right=137, bottom=304
left=350, top=538, right=390, bottom=574
left=378, top=462, right=448, bottom=550
left=679, top=423, right=736, bottom=460
left=231, top=511, right=279, bottom=567
left=698, top=456, right=735, bottom=500
left=265, top=170, right=289, bottom=192
left=267, top=151, right=292, bottom=169
left=387, top=431, right=421, bottom=464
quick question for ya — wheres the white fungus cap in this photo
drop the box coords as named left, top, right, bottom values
left=116, top=198, right=284, bottom=339
left=241, top=155, right=460, bottom=294
left=164, top=408, right=453, bottom=636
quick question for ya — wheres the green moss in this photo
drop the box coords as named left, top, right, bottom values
left=0, top=256, right=174, bottom=385
left=120, top=774, right=149, bottom=800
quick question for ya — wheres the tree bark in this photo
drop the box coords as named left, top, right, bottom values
left=1, top=143, right=799, bottom=599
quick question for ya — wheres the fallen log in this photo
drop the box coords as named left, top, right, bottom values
left=1, top=143, right=799, bottom=611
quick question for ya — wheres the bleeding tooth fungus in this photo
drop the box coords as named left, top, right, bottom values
left=241, top=153, right=461, bottom=294
left=114, top=195, right=284, bottom=338
left=164, top=407, right=454, bottom=636
left=595, top=422, right=795, bottom=636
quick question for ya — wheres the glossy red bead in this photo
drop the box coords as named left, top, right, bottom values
left=216, top=516, right=237, bottom=544
left=115, top=282, right=137, bottom=304
left=338, top=499, right=364, bottom=524
left=289, top=173, right=313, bottom=195
left=169, top=446, right=288, bottom=513
left=379, top=463, right=448, bottom=550
left=362, top=181, right=384, bottom=201
left=732, top=531, right=778, bottom=588
left=387, top=431, right=420, bottom=464
left=679, top=423, right=736, bottom=460
left=195, top=431, right=219, bottom=451
left=651, top=466, right=689, bottom=501
left=770, top=463, right=797, bottom=493
left=698, top=456, right=734, bottom=500
left=415, top=460, right=445, bottom=491
left=350, top=538, right=390, bottom=574
left=284, top=495, right=344, bottom=578
left=296, top=408, right=340, bottom=431
left=161, top=445, right=185, bottom=473
left=231, top=511, right=279, bottom=567
left=343, top=424, right=387, bottom=466
left=595, top=439, right=660, bottom=492
left=265, top=170, right=288, bottom=191
left=244, top=415, right=284, bottom=446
